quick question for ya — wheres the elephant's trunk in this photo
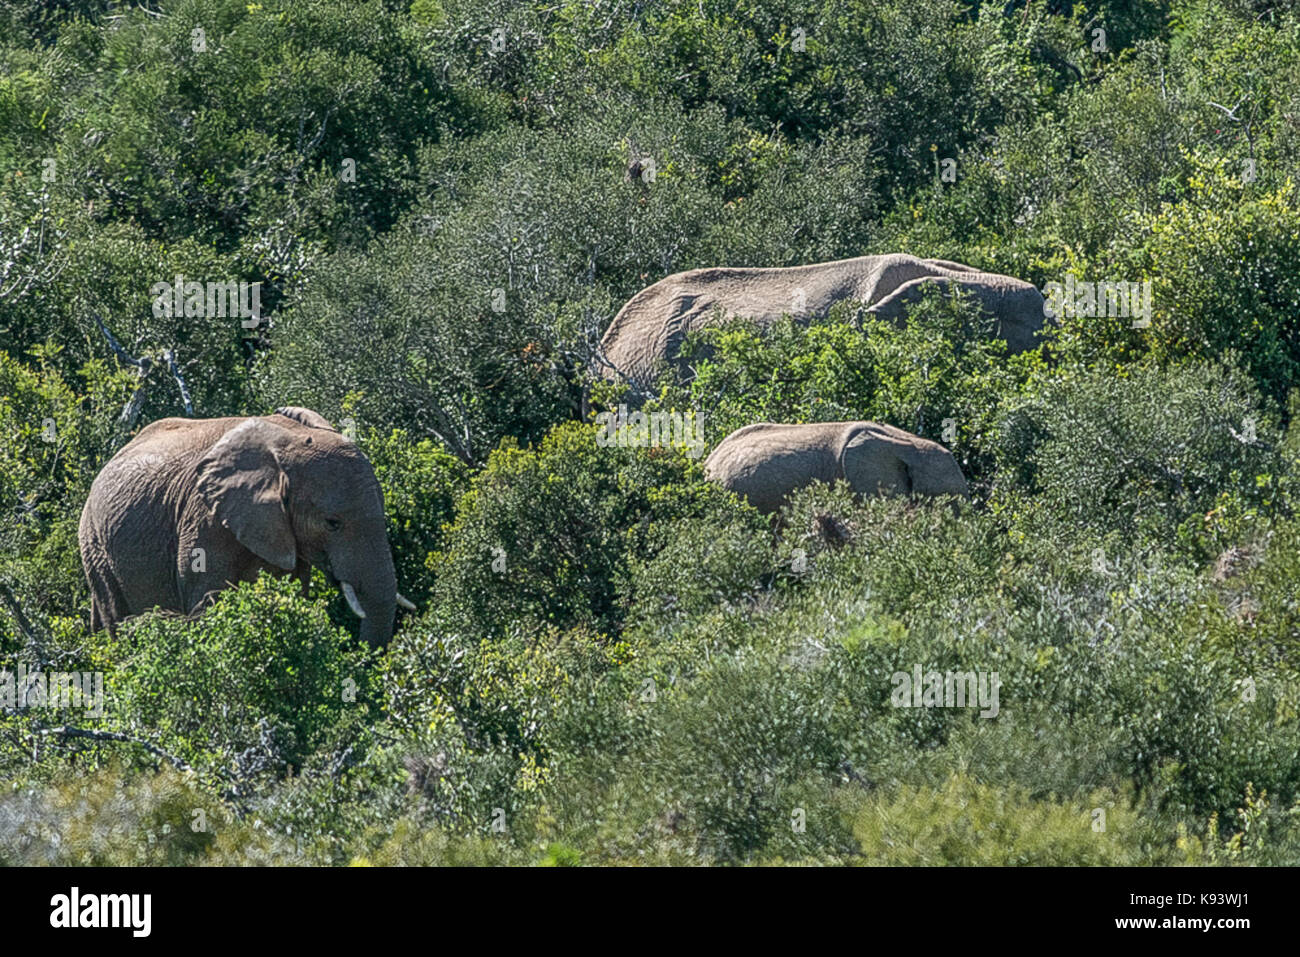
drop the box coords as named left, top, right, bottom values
left=334, top=549, right=398, bottom=648
left=357, top=590, right=396, bottom=648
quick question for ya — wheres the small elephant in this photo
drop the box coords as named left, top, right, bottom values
left=598, top=253, right=1045, bottom=390
left=78, top=406, right=415, bottom=646
left=703, top=421, right=969, bottom=514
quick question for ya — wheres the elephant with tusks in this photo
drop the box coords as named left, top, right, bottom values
left=704, top=421, right=969, bottom=515
left=78, top=406, right=415, bottom=646
left=598, top=253, right=1046, bottom=391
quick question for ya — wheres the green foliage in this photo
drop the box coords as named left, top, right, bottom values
left=427, top=420, right=738, bottom=638
left=623, top=508, right=774, bottom=634
left=0, top=766, right=225, bottom=866
left=0, top=350, right=133, bottom=629
left=992, top=360, right=1282, bottom=554
left=104, top=575, right=376, bottom=779
left=853, top=774, right=1155, bottom=865
left=364, top=426, right=469, bottom=605
left=1201, top=513, right=1300, bottom=675
left=1121, top=169, right=1300, bottom=405
left=1186, top=782, right=1300, bottom=865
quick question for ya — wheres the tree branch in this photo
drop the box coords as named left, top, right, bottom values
left=0, top=579, right=50, bottom=667
left=163, top=349, right=194, bottom=415
left=34, top=725, right=196, bottom=773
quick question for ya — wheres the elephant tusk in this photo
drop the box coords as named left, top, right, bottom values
left=396, top=592, right=416, bottom=612
left=340, top=582, right=366, bottom=619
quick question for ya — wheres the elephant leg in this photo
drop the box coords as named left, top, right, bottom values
left=83, top=559, right=130, bottom=633
left=178, top=511, right=285, bottom=615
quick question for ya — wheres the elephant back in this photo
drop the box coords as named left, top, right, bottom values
left=599, top=254, right=1045, bottom=392
left=704, top=422, right=844, bottom=514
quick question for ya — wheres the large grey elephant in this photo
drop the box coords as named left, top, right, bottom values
left=78, top=406, right=414, bottom=646
left=599, top=253, right=1045, bottom=390
left=703, top=421, right=969, bottom=514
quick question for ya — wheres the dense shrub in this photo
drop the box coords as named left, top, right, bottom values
left=852, top=774, right=1159, bottom=866
left=364, top=426, right=469, bottom=606
left=425, top=420, right=742, bottom=638
left=992, top=360, right=1282, bottom=554
left=103, top=575, right=377, bottom=780
left=0, top=350, right=133, bottom=630
left=1121, top=171, right=1300, bottom=406
left=0, top=766, right=225, bottom=866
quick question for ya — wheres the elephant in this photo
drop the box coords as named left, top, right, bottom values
left=598, top=253, right=1046, bottom=390
left=78, top=406, right=415, bottom=647
left=703, top=421, right=969, bottom=514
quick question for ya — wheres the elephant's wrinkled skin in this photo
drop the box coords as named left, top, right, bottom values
left=599, top=253, right=1045, bottom=389
left=78, top=406, right=409, bottom=646
left=704, top=421, right=969, bottom=514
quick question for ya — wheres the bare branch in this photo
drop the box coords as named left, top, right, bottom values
left=34, top=725, right=196, bottom=773
left=163, top=349, right=194, bottom=415
left=1208, top=97, right=1246, bottom=121
left=0, top=579, right=50, bottom=668
left=92, top=312, right=150, bottom=370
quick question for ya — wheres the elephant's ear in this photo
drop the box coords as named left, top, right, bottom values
left=841, top=426, right=912, bottom=496
left=196, top=420, right=298, bottom=570
left=274, top=406, right=338, bottom=432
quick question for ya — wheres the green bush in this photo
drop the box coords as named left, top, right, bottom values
left=623, top=509, right=774, bottom=635
left=364, top=426, right=469, bottom=606
left=853, top=773, right=1157, bottom=865
left=0, top=349, right=133, bottom=631
left=426, top=420, right=735, bottom=638
left=1123, top=169, right=1300, bottom=406
left=104, top=575, right=376, bottom=780
left=992, top=360, right=1282, bottom=555
left=0, top=766, right=224, bottom=866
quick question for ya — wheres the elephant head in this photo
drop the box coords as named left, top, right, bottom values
left=866, top=275, right=1046, bottom=353
left=840, top=423, right=970, bottom=499
left=194, top=408, right=402, bottom=646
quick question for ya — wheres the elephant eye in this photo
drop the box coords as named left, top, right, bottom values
left=325, top=518, right=342, bottom=531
